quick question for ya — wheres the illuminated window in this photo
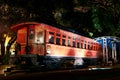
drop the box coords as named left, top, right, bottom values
left=36, top=31, right=44, bottom=43
left=49, top=32, right=54, bottom=44
left=68, top=37, right=71, bottom=46
left=49, top=36, right=54, bottom=44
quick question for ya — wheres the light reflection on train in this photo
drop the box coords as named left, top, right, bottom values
left=10, top=22, right=103, bottom=69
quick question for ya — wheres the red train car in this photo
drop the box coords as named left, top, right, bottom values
left=11, top=22, right=102, bottom=69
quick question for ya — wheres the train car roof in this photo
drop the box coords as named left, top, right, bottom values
left=11, top=22, right=40, bottom=31
left=94, top=36, right=120, bottom=42
left=11, top=21, right=86, bottom=37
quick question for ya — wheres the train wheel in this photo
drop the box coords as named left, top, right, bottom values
left=45, top=58, right=61, bottom=70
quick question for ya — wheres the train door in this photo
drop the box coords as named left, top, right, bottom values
left=17, top=27, right=27, bottom=54
left=35, top=28, right=45, bottom=56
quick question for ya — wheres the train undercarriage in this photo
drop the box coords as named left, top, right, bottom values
left=10, top=54, right=100, bottom=71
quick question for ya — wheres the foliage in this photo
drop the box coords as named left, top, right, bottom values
left=73, top=0, right=120, bottom=37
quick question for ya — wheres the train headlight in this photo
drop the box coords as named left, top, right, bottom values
left=46, top=45, right=51, bottom=54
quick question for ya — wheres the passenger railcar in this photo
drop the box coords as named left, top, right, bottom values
left=11, top=22, right=102, bottom=69
left=94, top=36, right=120, bottom=64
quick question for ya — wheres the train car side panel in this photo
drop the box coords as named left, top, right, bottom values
left=46, top=44, right=98, bottom=58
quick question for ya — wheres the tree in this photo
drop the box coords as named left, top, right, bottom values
left=0, top=23, right=7, bottom=56
left=73, top=0, right=120, bottom=37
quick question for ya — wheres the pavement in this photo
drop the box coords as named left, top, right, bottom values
left=0, top=64, right=120, bottom=80
left=1, top=67, right=120, bottom=80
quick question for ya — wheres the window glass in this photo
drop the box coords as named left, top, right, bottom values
left=49, top=32, right=54, bottom=44
left=81, top=43, right=83, bottom=48
left=73, top=41, right=76, bottom=47
left=81, top=40, right=84, bottom=48
left=88, top=42, right=90, bottom=50
left=56, top=38, right=60, bottom=45
left=62, top=39, right=66, bottom=46
left=62, top=35, right=66, bottom=46
left=49, top=35, right=54, bottom=44
left=36, top=31, right=44, bottom=43
left=29, top=29, right=34, bottom=39
left=68, top=37, right=71, bottom=46
left=84, top=44, right=86, bottom=49
left=63, top=35, right=66, bottom=38
left=77, top=42, right=79, bottom=48
left=56, top=34, right=60, bottom=37
left=84, top=41, right=87, bottom=49
left=49, top=32, right=54, bottom=35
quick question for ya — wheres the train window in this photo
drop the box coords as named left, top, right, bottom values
left=84, top=44, right=86, bottom=49
left=77, top=42, right=80, bottom=48
left=88, top=42, right=90, bottom=50
left=49, top=32, right=54, bottom=44
left=72, top=41, right=76, bottom=47
left=49, top=32, right=54, bottom=35
left=36, top=31, right=44, bottom=43
left=68, top=39, right=71, bottom=46
left=62, top=39, right=66, bottom=46
left=56, top=33, right=60, bottom=45
left=63, top=35, right=66, bottom=38
left=90, top=43, right=93, bottom=50
left=73, top=37, right=76, bottom=40
left=56, top=37, right=60, bottom=45
left=72, top=37, right=76, bottom=47
left=68, top=37, right=71, bottom=46
left=84, top=41, right=86, bottom=49
left=81, top=40, right=84, bottom=49
left=29, top=29, right=34, bottom=39
left=49, top=36, right=54, bottom=44
left=62, top=35, right=66, bottom=46
left=81, top=43, right=83, bottom=48
left=56, top=34, right=60, bottom=37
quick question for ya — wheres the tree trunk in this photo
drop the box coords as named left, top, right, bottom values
left=1, top=41, right=5, bottom=56
left=0, top=34, right=5, bottom=56
left=6, top=36, right=17, bottom=52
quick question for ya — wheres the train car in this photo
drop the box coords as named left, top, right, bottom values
left=94, top=36, right=120, bottom=65
left=11, top=22, right=102, bottom=69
